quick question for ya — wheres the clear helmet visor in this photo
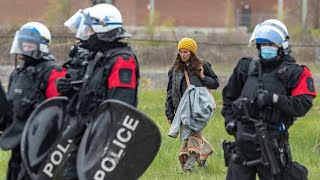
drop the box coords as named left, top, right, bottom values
left=10, top=31, right=44, bottom=60
left=248, top=24, right=259, bottom=46
left=255, top=29, right=284, bottom=47
left=64, top=10, right=94, bottom=40
left=249, top=23, right=286, bottom=47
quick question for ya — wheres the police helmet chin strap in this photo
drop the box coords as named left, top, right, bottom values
left=14, top=54, right=18, bottom=68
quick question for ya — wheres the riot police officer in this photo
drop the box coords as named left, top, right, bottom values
left=59, top=4, right=140, bottom=179
left=221, top=19, right=316, bottom=180
left=0, top=22, right=66, bottom=180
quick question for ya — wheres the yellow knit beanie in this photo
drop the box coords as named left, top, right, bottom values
left=178, top=37, right=197, bottom=54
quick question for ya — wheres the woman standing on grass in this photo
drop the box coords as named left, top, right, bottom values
left=165, top=37, right=219, bottom=172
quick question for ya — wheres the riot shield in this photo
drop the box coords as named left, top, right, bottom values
left=20, top=97, right=72, bottom=180
left=77, top=100, right=161, bottom=180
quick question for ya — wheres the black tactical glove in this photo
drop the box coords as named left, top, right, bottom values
left=56, top=78, right=73, bottom=95
left=257, top=93, right=278, bottom=109
left=69, top=44, right=79, bottom=58
left=225, top=121, right=237, bottom=135
left=232, top=97, right=249, bottom=114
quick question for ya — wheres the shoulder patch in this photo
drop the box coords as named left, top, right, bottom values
left=306, top=77, right=315, bottom=93
left=108, top=56, right=137, bottom=89
left=291, top=67, right=316, bottom=97
left=119, top=68, right=133, bottom=84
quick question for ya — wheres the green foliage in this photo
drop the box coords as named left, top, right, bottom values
left=143, top=10, right=176, bottom=37
left=161, top=17, right=175, bottom=29
left=140, top=77, right=152, bottom=90
left=0, top=151, right=10, bottom=179
left=289, top=25, right=303, bottom=41
left=289, top=24, right=320, bottom=41
left=45, top=0, right=72, bottom=27
left=0, top=91, right=319, bottom=179
left=310, top=28, right=320, bottom=39
left=7, top=22, right=20, bottom=31
left=130, top=40, right=174, bottom=47
left=144, top=11, right=161, bottom=37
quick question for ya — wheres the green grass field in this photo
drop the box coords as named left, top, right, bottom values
left=0, top=90, right=319, bottom=180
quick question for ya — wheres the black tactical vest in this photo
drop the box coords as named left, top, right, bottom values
left=77, top=47, right=138, bottom=115
left=240, top=58, right=299, bottom=128
left=63, top=49, right=89, bottom=82
left=0, top=60, right=57, bottom=150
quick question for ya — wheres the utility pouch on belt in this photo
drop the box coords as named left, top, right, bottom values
left=284, top=161, right=308, bottom=180
left=222, top=140, right=235, bottom=167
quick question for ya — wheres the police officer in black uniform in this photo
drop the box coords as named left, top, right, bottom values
left=221, top=19, right=316, bottom=180
left=59, top=4, right=140, bottom=179
left=0, top=22, right=66, bottom=180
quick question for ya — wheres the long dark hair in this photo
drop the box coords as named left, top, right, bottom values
left=171, top=52, right=203, bottom=77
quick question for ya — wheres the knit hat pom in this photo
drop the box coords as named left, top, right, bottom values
left=178, top=37, right=197, bottom=54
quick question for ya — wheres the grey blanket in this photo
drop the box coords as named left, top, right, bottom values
left=168, top=85, right=215, bottom=141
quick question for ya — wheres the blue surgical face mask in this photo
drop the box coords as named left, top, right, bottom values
left=260, top=46, right=278, bottom=60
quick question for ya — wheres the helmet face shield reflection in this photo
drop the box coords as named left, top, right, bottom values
left=248, top=21, right=287, bottom=48
left=10, top=31, right=43, bottom=59
left=64, top=10, right=94, bottom=40
left=255, top=28, right=284, bottom=47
